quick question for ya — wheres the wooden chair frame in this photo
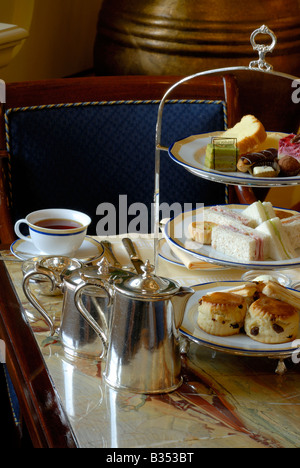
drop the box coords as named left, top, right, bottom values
left=0, top=74, right=253, bottom=244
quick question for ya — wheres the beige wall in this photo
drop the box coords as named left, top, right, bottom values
left=0, top=0, right=103, bottom=82
left=0, top=0, right=299, bottom=209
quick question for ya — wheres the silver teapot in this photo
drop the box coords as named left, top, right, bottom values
left=23, top=257, right=194, bottom=393
left=23, top=257, right=134, bottom=360
left=76, top=260, right=194, bottom=394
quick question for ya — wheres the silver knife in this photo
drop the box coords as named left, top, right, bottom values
left=101, top=240, right=122, bottom=268
left=122, top=238, right=144, bottom=274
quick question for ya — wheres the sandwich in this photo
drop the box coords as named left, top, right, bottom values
left=255, top=217, right=297, bottom=260
left=242, top=201, right=276, bottom=227
left=204, top=205, right=256, bottom=229
left=281, top=214, right=300, bottom=250
left=211, top=224, right=269, bottom=262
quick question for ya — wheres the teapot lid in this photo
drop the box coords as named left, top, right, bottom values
left=67, top=257, right=135, bottom=286
left=114, top=260, right=179, bottom=299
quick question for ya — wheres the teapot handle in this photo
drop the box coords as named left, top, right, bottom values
left=23, top=266, right=59, bottom=336
left=74, top=279, right=111, bottom=359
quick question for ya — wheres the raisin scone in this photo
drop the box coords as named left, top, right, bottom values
left=244, top=296, right=299, bottom=344
left=220, top=282, right=261, bottom=307
left=197, top=292, right=247, bottom=336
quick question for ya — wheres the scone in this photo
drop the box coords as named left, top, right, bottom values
left=260, top=280, right=300, bottom=310
left=244, top=296, right=299, bottom=344
left=225, top=282, right=260, bottom=306
left=197, top=292, right=247, bottom=336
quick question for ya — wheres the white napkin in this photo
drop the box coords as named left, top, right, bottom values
left=168, top=241, right=223, bottom=271
left=160, top=217, right=222, bottom=271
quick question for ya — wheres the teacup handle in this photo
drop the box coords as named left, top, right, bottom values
left=75, top=280, right=111, bottom=359
left=15, top=219, right=34, bottom=243
left=23, top=266, right=60, bottom=335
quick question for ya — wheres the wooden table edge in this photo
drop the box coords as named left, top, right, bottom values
left=0, top=246, right=78, bottom=448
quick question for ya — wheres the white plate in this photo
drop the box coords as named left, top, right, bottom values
left=181, top=281, right=300, bottom=357
left=158, top=239, right=227, bottom=271
left=164, top=204, right=300, bottom=270
left=158, top=239, right=183, bottom=267
left=168, top=131, right=300, bottom=187
left=10, top=236, right=104, bottom=264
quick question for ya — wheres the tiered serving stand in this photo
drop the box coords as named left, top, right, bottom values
left=153, top=25, right=300, bottom=373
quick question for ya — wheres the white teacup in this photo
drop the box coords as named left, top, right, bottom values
left=14, top=208, right=91, bottom=256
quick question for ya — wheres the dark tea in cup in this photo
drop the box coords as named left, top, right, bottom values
left=34, top=219, right=83, bottom=230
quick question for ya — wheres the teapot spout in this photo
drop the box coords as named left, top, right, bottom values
left=171, top=287, right=194, bottom=329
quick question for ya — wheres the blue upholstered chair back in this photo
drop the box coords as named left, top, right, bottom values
left=6, top=98, right=228, bottom=234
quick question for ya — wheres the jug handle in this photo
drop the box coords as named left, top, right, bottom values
left=23, top=266, right=59, bottom=336
left=74, top=279, right=111, bottom=359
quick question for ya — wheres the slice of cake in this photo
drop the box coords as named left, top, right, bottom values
left=219, top=115, right=267, bottom=155
left=205, top=138, right=237, bottom=171
left=278, top=134, right=300, bottom=161
left=204, top=115, right=267, bottom=170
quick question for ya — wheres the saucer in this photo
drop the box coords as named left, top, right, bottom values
left=10, top=236, right=104, bottom=264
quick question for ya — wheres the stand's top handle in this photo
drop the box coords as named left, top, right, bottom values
left=249, top=24, right=277, bottom=71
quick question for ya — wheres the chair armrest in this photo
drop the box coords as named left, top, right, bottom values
left=0, top=156, right=15, bottom=244
left=234, top=186, right=258, bottom=205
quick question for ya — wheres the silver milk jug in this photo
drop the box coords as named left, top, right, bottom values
left=76, top=260, right=194, bottom=393
left=22, top=255, right=83, bottom=296
left=23, top=257, right=134, bottom=360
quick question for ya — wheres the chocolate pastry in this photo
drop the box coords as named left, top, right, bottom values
left=278, top=155, right=300, bottom=177
left=237, top=148, right=280, bottom=177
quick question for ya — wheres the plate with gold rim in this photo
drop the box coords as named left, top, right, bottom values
left=168, top=131, right=300, bottom=187
left=181, top=281, right=300, bottom=357
left=164, top=204, right=300, bottom=271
